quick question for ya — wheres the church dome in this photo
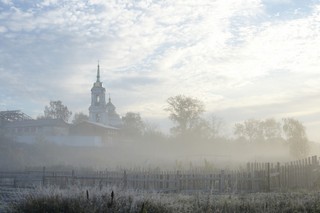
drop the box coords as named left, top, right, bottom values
left=106, top=97, right=116, bottom=112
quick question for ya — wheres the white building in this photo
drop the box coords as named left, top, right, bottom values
left=88, top=64, right=122, bottom=127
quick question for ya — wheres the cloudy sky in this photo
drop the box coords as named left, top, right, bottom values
left=1, top=0, right=320, bottom=141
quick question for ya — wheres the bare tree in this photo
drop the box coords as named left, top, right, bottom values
left=283, top=118, right=309, bottom=158
left=208, top=115, right=225, bottom=140
left=43, top=100, right=72, bottom=122
left=234, top=118, right=282, bottom=143
left=165, top=95, right=205, bottom=136
left=143, top=121, right=166, bottom=140
left=234, top=119, right=264, bottom=142
left=72, top=112, right=89, bottom=124
left=121, top=112, right=145, bottom=137
left=261, top=118, right=282, bottom=142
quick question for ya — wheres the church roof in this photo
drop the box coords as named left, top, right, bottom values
left=74, top=120, right=118, bottom=130
left=93, top=63, right=103, bottom=87
left=106, top=97, right=116, bottom=112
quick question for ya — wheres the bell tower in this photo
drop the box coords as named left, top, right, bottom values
left=89, top=64, right=107, bottom=124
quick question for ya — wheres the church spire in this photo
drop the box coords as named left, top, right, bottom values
left=97, top=62, right=100, bottom=82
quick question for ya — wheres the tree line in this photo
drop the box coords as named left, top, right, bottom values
left=37, top=96, right=310, bottom=159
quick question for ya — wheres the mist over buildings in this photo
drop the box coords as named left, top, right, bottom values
left=1, top=0, right=320, bottom=172
left=0, top=93, right=318, bottom=171
left=0, top=67, right=318, bottom=171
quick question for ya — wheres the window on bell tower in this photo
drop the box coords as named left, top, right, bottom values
left=95, top=95, right=100, bottom=106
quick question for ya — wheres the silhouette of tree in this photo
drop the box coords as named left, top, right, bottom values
left=234, top=118, right=282, bottom=143
left=165, top=95, right=205, bottom=137
left=121, top=112, right=145, bottom=137
left=283, top=118, right=309, bottom=158
left=43, top=100, right=72, bottom=122
left=72, top=112, right=89, bottom=124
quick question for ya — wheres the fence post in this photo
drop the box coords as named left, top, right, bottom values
left=72, top=170, right=75, bottom=186
left=277, top=162, right=280, bottom=190
left=267, top=163, right=270, bottom=192
left=220, top=170, right=225, bottom=193
left=123, top=170, right=127, bottom=190
left=311, top=156, right=318, bottom=188
left=176, top=171, right=181, bottom=193
left=42, top=166, right=46, bottom=187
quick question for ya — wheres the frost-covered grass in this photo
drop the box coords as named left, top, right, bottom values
left=6, top=186, right=320, bottom=212
left=0, top=187, right=34, bottom=212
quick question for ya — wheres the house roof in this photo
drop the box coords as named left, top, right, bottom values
left=4, top=119, right=69, bottom=128
left=75, top=120, right=119, bottom=130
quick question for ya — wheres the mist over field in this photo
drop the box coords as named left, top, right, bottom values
left=0, top=117, right=318, bottom=171
left=2, top=1, right=320, bottom=212
left=1, top=0, right=320, bottom=173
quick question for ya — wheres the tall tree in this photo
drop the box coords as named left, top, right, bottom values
left=208, top=116, right=225, bottom=140
left=143, top=121, right=166, bottom=140
left=234, top=119, right=264, bottom=142
left=72, top=112, right=89, bottom=124
left=282, top=118, right=309, bottom=158
left=261, top=118, right=282, bottom=142
left=121, top=112, right=145, bottom=137
left=234, top=118, right=282, bottom=142
left=165, top=95, right=205, bottom=136
left=190, top=118, right=211, bottom=140
left=43, top=100, right=72, bottom=122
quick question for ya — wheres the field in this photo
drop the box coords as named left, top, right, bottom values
left=0, top=187, right=33, bottom=212
left=2, top=186, right=320, bottom=212
left=1, top=155, right=320, bottom=212
left=1, top=156, right=320, bottom=212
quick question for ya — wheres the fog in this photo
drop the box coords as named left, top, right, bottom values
left=1, top=0, right=320, bottom=177
left=1, top=129, right=319, bottom=172
left=1, top=99, right=318, bottom=172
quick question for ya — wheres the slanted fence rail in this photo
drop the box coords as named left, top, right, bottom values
left=1, top=156, right=319, bottom=193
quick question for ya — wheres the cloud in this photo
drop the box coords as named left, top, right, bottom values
left=39, top=0, right=58, bottom=7
left=265, top=0, right=293, bottom=4
left=109, top=75, right=162, bottom=90
left=0, top=0, right=12, bottom=5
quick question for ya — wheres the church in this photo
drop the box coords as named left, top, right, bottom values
left=88, top=64, right=122, bottom=127
left=68, top=64, right=122, bottom=144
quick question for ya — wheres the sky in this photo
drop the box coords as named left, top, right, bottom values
left=0, top=0, right=320, bottom=141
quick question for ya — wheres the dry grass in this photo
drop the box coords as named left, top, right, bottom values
left=6, top=186, right=320, bottom=212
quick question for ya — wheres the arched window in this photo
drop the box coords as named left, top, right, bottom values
left=95, top=95, right=100, bottom=105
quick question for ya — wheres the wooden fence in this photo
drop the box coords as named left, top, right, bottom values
left=1, top=156, right=320, bottom=193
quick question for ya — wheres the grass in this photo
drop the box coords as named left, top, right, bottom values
left=6, top=186, right=320, bottom=212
